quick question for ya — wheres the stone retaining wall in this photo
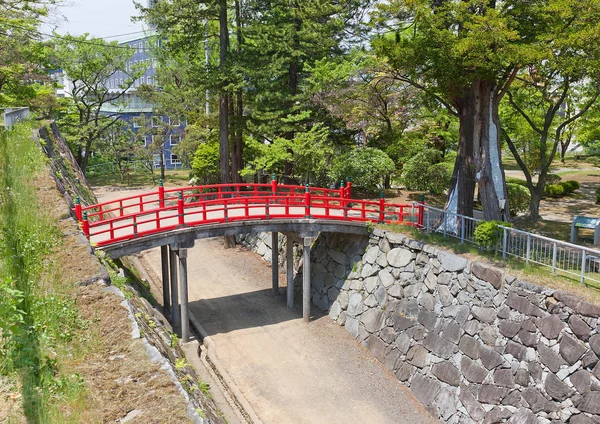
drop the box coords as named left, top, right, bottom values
left=244, top=229, right=600, bottom=423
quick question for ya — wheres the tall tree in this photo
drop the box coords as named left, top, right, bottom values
left=54, top=34, right=145, bottom=173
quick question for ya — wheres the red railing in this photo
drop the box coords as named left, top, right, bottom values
left=74, top=178, right=423, bottom=248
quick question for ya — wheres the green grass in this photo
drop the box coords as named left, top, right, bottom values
left=87, top=168, right=191, bottom=188
left=0, top=123, right=89, bottom=422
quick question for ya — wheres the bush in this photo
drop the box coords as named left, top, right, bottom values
left=564, top=180, right=580, bottom=191
left=545, top=184, right=565, bottom=197
left=330, top=147, right=396, bottom=195
left=425, top=162, right=453, bottom=195
left=506, top=183, right=531, bottom=216
left=546, top=174, right=562, bottom=186
left=401, top=149, right=443, bottom=191
left=506, top=177, right=528, bottom=187
left=474, top=220, right=512, bottom=250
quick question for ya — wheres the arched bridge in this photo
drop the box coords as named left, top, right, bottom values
left=75, top=180, right=423, bottom=341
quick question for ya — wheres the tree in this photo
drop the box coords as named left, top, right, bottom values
left=54, top=34, right=145, bottom=174
left=96, top=119, right=137, bottom=184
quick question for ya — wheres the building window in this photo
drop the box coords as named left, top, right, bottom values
left=133, top=119, right=141, bottom=128
left=120, top=78, right=124, bottom=86
left=170, top=134, right=180, bottom=145
left=140, top=76, right=145, bottom=85
left=144, top=135, right=152, bottom=146
left=147, top=77, right=153, bottom=86
left=171, top=154, right=181, bottom=165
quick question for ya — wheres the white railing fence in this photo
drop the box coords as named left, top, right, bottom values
left=3, top=108, right=30, bottom=130
left=415, top=204, right=600, bottom=285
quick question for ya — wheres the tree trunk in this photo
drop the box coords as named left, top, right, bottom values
left=80, top=138, right=93, bottom=174
left=528, top=187, right=543, bottom=220
left=219, top=0, right=230, bottom=184
left=231, top=0, right=244, bottom=184
left=445, top=80, right=508, bottom=232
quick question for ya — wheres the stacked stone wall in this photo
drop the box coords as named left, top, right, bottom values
left=243, top=229, right=600, bottom=423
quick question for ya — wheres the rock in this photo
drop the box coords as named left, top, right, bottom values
left=570, top=414, right=596, bottom=424
left=345, top=316, right=359, bottom=337
left=388, top=284, right=403, bottom=299
left=392, top=314, right=415, bottom=332
left=378, top=268, right=395, bottom=288
left=569, top=315, right=592, bottom=341
left=329, top=249, right=346, bottom=265
left=347, top=292, right=363, bottom=317
left=361, top=309, right=385, bottom=333
left=364, top=276, right=379, bottom=294
left=380, top=327, right=396, bottom=344
left=395, top=333, right=411, bottom=354
left=554, top=291, right=600, bottom=318
left=462, top=356, right=488, bottom=384
left=574, top=391, right=600, bottom=414
left=374, top=285, right=387, bottom=307
left=472, top=306, right=497, bottom=323
left=407, top=345, right=429, bottom=368
left=404, top=298, right=419, bottom=318
left=545, top=373, right=574, bottom=401
left=589, top=334, right=600, bottom=356
left=507, top=408, right=538, bottom=424
left=514, top=368, right=530, bottom=387
left=521, top=387, right=547, bottom=413
left=570, top=370, right=591, bottom=394
left=329, top=301, right=342, bottom=320
left=432, top=361, right=461, bottom=386
left=538, top=341, right=568, bottom=373
left=464, top=320, right=480, bottom=336
left=384, top=348, right=400, bottom=371
left=484, top=407, right=511, bottom=424
left=517, top=329, right=538, bottom=347
left=494, top=368, right=515, bottom=388
left=459, top=335, right=481, bottom=360
left=418, top=292, right=435, bottom=311
left=499, top=320, right=522, bottom=338
left=365, top=335, right=387, bottom=362
left=386, top=232, right=406, bottom=245
left=528, top=361, right=543, bottom=383
left=560, top=333, right=587, bottom=365
left=327, top=286, right=340, bottom=302
left=411, top=374, right=441, bottom=406
left=459, top=384, right=486, bottom=421
left=506, top=292, right=545, bottom=317
left=471, top=262, right=503, bottom=289
left=478, top=384, right=509, bottom=405
left=338, top=291, right=349, bottom=310
left=387, top=248, right=412, bottom=268
left=437, top=285, right=453, bottom=307
left=439, top=252, right=468, bottom=272
left=480, top=326, right=499, bottom=346
left=442, top=321, right=461, bottom=344
left=424, top=332, right=458, bottom=359
left=364, top=246, right=379, bottom=264
left=479, top=345, right=504, bottom=370
left=394, top=361, right=415, bottom=381
left=537, top=314, right=566, bottom=340
left=417, top=309, right=438, bottom=331
left=436, top=387, right=457, bottom=421
left=582, top=350, right=599, bottom=368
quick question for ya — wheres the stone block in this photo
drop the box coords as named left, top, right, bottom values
left=517, top=329, right=538, bottom=347
left=560, top=333, right=587, bottom=365
left=499, top=320, right=522, bottom=338
left=570, top=414, right=596, bottom=424
left=472, top=306, right=497, bottom=323
left=395, top=332, right=411, bottom=354
left=506, top=292, right=545, bottom=317
left=437, top=285, right=453, bottom=307
left=404, top=298, right=419, bottom=318
left=479, top=345, right=504, bottom=370
left=582, top=350, right=599, bottom=369
left=507, top=408, right=538, bottom=424
left=388, top=284, right=403, bottom=299
left=385, top=232, right=406, bottom=245
left=329, top=249, right=346, bottom=265
left=374, top=285, right=387, bottom=306
left=418, top=292, right=435, bottom=311
left=418, top=309, right=438, bottom=331
left=536, top=314, right=566, bottom=340
left=360, top=309, right=385, bottom=333
left=404, top=283, right=422, bottom=298
left=432, top=361, right=461, bottom=386
left=569, top=315, right=592, bottom=341
left=471, top=262, right=503, bottom=289
left=380, top=326, right=396, bottom=344
left=378, top=268, right=395, bottom=288
left=329, top=301, right=342, bottom=320
left=521, top=387, right=547, bottom=413
left=424, top=332, right=458, bottom=359
left=394, top=361, right=415, bottom=381
left=576, top=391, right=600, bottom=414
left=554, top=291, right=600, bottom=318
left=327, top=286, right=340, bottom=303
left=570, top=369, right=591, bottom=394
left=461, top=356, right=488, bottom=384
left=364, top=245, right=379, bottom=264
left=459, top=335, right=481, bottom=360
left=528, top=361, right=543, bottom=383
left=410, top=374, right=441, bottom=406
left=464, top=320, right=480, bottom=336
left=442, top=321, right=461, bottom=344
left=515, top=368, right=530, bottom=387
left=494, top=368, right=515, bottom=388
left=347, top=292, right=363, bottom=318
left=436, top=387, right=457, bottom=421
left=387, top=248, right=412, bottom=268
left=544, top=373, right=574, bottom=401
left=364, top=276, right=379, bottom=294
left=478, top=384, right=509, bottom=405
left=538, top=341, right=567, bottom=373
left=459, top=384, right=485, bottom=422
left=407, top=344, right=429, bottom=368
left=392, top=314, right=415, bottom=332
left=345, top=316, right=359, bottom=337
left=480, top=326, right=499, bottom=347
left=589, top=334, right=600, bottom=356
left=439, top=252, right=468, bottom=272
left=365, top=335, right=387, bottom=363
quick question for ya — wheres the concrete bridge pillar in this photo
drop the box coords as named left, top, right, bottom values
left=272, top=232, right=279, bottom=295
left=286, top=235, right=294, bottom=308
left=161, top=245, right=170, bottom=315
left=169, top=245, right=180, bottom=329
left=303, top=237, right=312, bottom=323
left=177, top=248, right=189, bottom=343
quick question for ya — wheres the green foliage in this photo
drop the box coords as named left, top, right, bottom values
left=330, top=148, right=395, bottom=194
left=474, top=221, right=511, bottom=251
left=546, top=174, right=562, bottom=186
left=191, top=140, right=220, bottom=184
left=506, top=183, right=531, bottom=216
left=563, top=180, right=580, bottom=191
left=506, top=177, right=528, bottom=187
left=545, top=184, right=565, bottom=197
left=401, top=149, right=452, bottom=194
left=424, top=162, right=453, bottom=195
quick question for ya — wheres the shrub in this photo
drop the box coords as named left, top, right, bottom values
left=425, top=162, right=453, bottom=195
left=330, top=147, right=396, bottom=195
left=546, top=174, right=562, bottom=186
left=474, top=220, right=512, bottom=250
left=506, top=183, right=531, bottom=216
left=564, top=180, right=580, bottom=191
left=545, top=184, right=565, bottom=197
left=506, top=177, right=528, bottom=187
left=401, top=149, right=443, bottom=191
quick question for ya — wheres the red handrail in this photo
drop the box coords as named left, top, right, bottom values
left=75, top=183, right=419, bottom=247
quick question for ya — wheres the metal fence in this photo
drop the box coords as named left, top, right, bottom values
left=3, top=108, right=30, bottom=130
left=417, top=204, right=600, bottom=285
left=86, top=159, right=188, bottom=175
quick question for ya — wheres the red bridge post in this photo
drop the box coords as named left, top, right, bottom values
left=339, top=180, right=345, bottom=208
left=178, top=192, right=184, bottom=226
left=417, top=195, right=425, bottom=228
left=159, top=179, right=165, bottom=208
left=271, top=173, right=278, bottom=196
left=75, top=195, right=82, bottom=222
left=82, top=211, right=90, bottom=238
left=379, top=192, right=385, bottom=223
left=305, top=184, right=311, bottom=218
left=346, top=177, right=352, bottom=199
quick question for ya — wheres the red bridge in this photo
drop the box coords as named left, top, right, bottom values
left=74, top=179, right=423, bottom=340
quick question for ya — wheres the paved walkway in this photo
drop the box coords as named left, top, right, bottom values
left=141, top=238, right=436, bottom=424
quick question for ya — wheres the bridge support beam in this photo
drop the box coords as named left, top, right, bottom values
left=161, top=245, right=170, bottom=315
left=272, top=232, right=279, bottom=295
left=286, top=235, right=294, bottom=308
left=177, top=249, right=189, bottom=343
left=303, top=237, right=312, bottom=323
left=169, top=245, right=180, bottom=330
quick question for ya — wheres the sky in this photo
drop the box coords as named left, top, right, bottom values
left=47, top=0, right=149, bottom=41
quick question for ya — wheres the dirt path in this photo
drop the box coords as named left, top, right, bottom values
left=141, top=239, right=435, bottom=424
